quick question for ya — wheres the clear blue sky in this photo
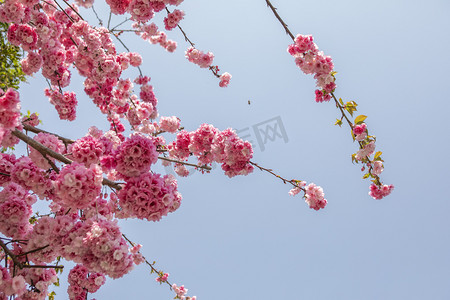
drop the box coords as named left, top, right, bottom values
left=18, top=0, right=450, bottom=299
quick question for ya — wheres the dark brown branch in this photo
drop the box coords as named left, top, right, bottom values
left=158, top=157, right=212, bottom=171
left=249, top=161, right=305, bottom=190
left=265, top=0, right=295, bottom=41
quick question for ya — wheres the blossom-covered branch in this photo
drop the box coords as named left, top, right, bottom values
left=265, top=0, right=394, bottom=199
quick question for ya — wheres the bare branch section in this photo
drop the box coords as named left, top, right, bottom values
left=158, top=156, right=212, bottom=171
left=265, top=0, right=295, bottom=40
left=249, top=160, right=305, bottom=190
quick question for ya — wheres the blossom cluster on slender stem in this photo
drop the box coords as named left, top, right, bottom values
left=265, top=0, right=393, bottom=200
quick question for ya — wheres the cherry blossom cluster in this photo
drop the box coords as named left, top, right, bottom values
left=369, top=183, right=394, bottom=200
left=167, top=124, right=254, bottom=178
left=0, top=241, right=59, bottom=299
left=21, top=51, right=43, bottom=75
left=0, top=266, right=27, bottom=298
left=287, top=34, right=336, bottom=102
left=219, top=72, right=232, bottom=88
left=288, top=180, right=327, bottom=210
left=0, top=153, right=15, bottom=185
left=44, top=88, right=78, bottom=121
left=113, top=134, right=159, bottom=178
left=67, top=264, right=106, bottom=300
left=0, top=182, right=35, bottom=239
left=348, top=118, right=393, bottom=199
left=286, top=31, right=393, bottom=199
left=62, top=218, right=135, bottom=278
left=164, top=9, right=185, bottom=30
left=105, top=0, right=184, bottom=17
left=11, top=156, right=52, bottom=199
left=0, top=88, right=21, bottom=144
left=68, top=135, right=111, bottom=167
left=304, top=183, right=327, bottom=210
left=0, top=0, right=161, bottom=134
left=159, top=116, right=181, bottom=133
left=117, top=172, right=181, bottom=221
left=172, top=284, right=197, bottom=300
left=132, top=22, right=178, bottom=52
left=185, top=46, right=214, bottom=68
left=29, top=132, right=65, bottom=169
left=53, top=163, right=103, bottom=210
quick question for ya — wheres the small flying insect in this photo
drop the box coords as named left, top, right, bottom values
left=248, top=100, right=251, bottom=105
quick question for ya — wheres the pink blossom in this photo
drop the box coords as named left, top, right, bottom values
left=0, top=153, right=16, bottom=186
left=212, top=128, right=254, bottom=177
left=288, top=182, right=306, bottom=196
left=128, top=0, right=154, bottom=22
left=0, top=88, right=21, bottom=130
left=189, top=124, right=219, bottom=165
left=159, top=116, right=180, bottom=133
left=219, top=72, right=232, bottom=87
left=69, top=135, right=108, bottom=167
left=167, top=130, right=191, bottom=160
left=45, top=88, right=78, bottom=121
left=156, top=272, right=169, bottom=283
left=21, top=112, right=40, bottom=126
left=305, top=183, right=327, bottom=210
left=63, top=218, right=134, bottom=278
left=288, top=34, right=336, bottom=102
left=29, top=132, right=65, bottom=169
left=355, top=141, right=376, bottom=161
left=164, top=9, right=185, bottom=30
left=353, top=123, right=367, bottom=135
left=369, top=183, right=394, bottom=200
left=174, top=164, right=189, bottom=177
left=105, top=0, right=130, bottom=14
left=185, top=47, right=214, bottom=68
left=118, top=172, right=182, bottom=221
left=21, top=51, right=43, bottom=75
left=372, top=161, right=384, bottom=176
left=54, top=163, right=103, bottom=210
left=7, top=23, right=38, bottom=51
left=293, top=34, right=317, bottom=53
left=11, top=275, right=26, bottom=296
left=11, top=156, right=51, bottom=198
left=114, top=134, right=159, bottom=178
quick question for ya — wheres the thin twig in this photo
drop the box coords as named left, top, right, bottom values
left=158, top=157, right=212, bottom=171
left=91, top=4, right=103, bottom=25
left=110, top=18, right=130, bottom=31
left=265, top=0, right=295, bottom=40
left=122, top=234, right=173, bottom=289
left=249, top=161, right=305, bottom=190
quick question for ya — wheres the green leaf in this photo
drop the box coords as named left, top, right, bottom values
left=354, top=115, right=367, bottom=124
left=374, top=151, right=382, bottom=159
left=363, top=173, right=370, bottom=179
left=334, top=119, right=343, bottom=127
left=48, top=291, right=56, bottom=300
left=339, top=98, right=344, bottom=105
